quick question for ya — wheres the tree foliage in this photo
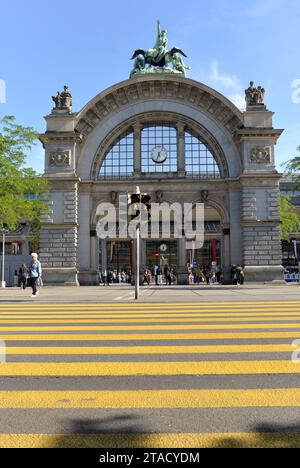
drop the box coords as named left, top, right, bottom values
left=280, top=195, right=300, bottom=240
left=0, top=116, right=49, bottom=231
left=284, top=146, right=300, bottom=186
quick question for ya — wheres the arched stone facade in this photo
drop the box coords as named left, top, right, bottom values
left=39, top=75, right=284, bottom=285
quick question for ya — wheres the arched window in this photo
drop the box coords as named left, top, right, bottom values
left=99, top=131, right=134, bottom=179
left=185, top=130, right=221, bottom=179
left=98, top=124, right=223, bottom=180
left=141, top=125, right=178, bottom=173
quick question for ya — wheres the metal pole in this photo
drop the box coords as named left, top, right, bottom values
left=1, top=231, right=5, bottom=288
left=135, top=225, right=140, bottom=300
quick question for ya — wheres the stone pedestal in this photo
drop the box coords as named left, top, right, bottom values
left=78, top=270, right=99, bottom=286
left=177, top=267, right=189, bottom=285
left=42, top=268, right=79, bottom=286
left=244, top=266, right=285, bottom=283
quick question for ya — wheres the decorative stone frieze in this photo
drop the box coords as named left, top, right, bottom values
left=249, top=147, right=271, bottom=164
left=49, top=150, right=71, bottom=168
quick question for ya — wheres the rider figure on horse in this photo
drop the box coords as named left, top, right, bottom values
left=150, top=21, right=168, bottom=64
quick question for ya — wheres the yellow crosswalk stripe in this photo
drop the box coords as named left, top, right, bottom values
left=0, top=302, right=300, bottom=314
left=3, top=344, right=294, bottom=355
left=0, top=388, right=299, bottom=409
left=0, top=316, right=300, bottom=324
left=0, top=323, right=300, bottom=332
left=1, top=331, right=299, bottom=341
left=1, top=300, right=300, bottom=306
left=1, top=311, right=300, bottom=318
left=0, top=361, right=299, bottom=376
left=0, top=433, right=299, bottom=448
left=0, top=302, right=300, bottom=313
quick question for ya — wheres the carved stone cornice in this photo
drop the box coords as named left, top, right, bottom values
left=39, top=131, right=83, bottom=148
left=235, top=128, right=283, bottom=143
left=75, top=76, right=244, bottom=140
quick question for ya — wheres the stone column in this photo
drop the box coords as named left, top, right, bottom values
left=39, top=109, right=82, bottom=286
left=221, top=226, right=231, bottom=283
left=236, top=105, right=284, bottom=282
left=90, top=233, right=100, bottom=285
left=177, top=238, right=188, bottom=285
left=101, top=240, right=108, bottom=272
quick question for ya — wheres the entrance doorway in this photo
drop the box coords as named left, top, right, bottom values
left=146, top=240, right=178, bottom=270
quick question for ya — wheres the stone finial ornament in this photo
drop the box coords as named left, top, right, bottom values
left=245, top=81, right=266, bottom=107
left=130, top=20, right=190, bottom=78
left=52, top=86, right=73, bottom=113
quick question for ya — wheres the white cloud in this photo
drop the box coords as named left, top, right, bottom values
left=210, top=61, right=245, bottom=110
left=0, top=80, right=6, bottom=104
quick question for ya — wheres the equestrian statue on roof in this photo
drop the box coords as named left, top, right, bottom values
left=130, top=21, right=190, bottom=78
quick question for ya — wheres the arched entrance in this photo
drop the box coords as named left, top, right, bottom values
left=39, top=75, right=284, bottom=286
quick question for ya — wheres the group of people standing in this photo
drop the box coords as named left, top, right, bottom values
left=98, top=263, right=245, bottom=288
left=188, top=265, right=222, bottom=285
left=143, top=265, right=175, bottom=286
left=18, top=253, right=42, bottom=297
left=99, top=269, right=131, bottom=286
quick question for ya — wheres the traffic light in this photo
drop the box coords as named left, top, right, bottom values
left=141, top=194, right=151, bottom=220
left=128, top=194, right=151, bottom=221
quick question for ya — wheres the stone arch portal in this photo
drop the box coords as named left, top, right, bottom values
left=39, top=74, right=284, bottom=286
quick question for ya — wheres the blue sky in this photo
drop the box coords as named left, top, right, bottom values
left=1, top=0, right=300, bottom=173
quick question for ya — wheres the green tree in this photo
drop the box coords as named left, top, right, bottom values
left=280, top=195, right=300, bottom=240
left=284, top=146, right=300, bottom=186
left=0, top=116, right=48, bottom=231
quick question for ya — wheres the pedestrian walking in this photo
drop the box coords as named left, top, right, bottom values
left=236, top=265, right=245, bottom=286
left=19, top=264, right=28, bottom=290
left=154, top=264, right=159, bottom=286
left=28, top=253, right=42, bottom=298
left=205, top=267, right=212, bottom=286
left=107, top=268, right=113, bottom=286
left=157, top=267, right=163, bottom=286
left=101, top=270, right=107, bottom=286
left=143, top=266, right=150, bottom=286
left=164, top=265, right=172, bottom=286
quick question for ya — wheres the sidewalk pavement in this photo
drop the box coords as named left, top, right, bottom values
left=0, top=283, right=298, bottom=304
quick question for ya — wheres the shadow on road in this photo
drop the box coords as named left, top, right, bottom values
left=49, top=414, right=153, bottom=449
left=209, top=422, right=300, bottom=448
left=44, top=418, right=300, bottom=448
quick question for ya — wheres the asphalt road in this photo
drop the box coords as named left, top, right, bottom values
left=0, top=300, right=299, bottom=448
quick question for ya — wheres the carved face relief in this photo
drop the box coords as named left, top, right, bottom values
left=249, top=147, right=271, bottom=164
left=49, top=150, right=72, bottom=168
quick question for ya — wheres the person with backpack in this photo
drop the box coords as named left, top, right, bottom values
left=28, top=253, right=42, bottom=298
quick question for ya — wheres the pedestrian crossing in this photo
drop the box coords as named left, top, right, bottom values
left=0, top=301, right=299, bottom=448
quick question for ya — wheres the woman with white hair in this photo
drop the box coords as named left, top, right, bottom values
left=28, top=253, right=42, bottom=298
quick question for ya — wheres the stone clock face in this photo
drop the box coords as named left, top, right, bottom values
left=151, top=146, right=168, bottom=164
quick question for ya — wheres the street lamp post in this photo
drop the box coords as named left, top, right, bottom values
left=1, top=230, right=7, bottom=289
left=135, top=187, right=141, bottom=301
